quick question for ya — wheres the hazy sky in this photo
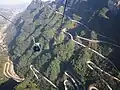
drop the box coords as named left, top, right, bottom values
left=0, top=0, right=32, bottom=5
left=0, top=0, right=54, bottom=5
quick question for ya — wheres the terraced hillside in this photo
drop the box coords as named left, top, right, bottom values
left=5, top=0, right=120, bottom=90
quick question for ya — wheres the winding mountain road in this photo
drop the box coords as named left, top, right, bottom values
left=76, top=35, right=120, bottom=48
left=62, top=28, right=107, bottom=59
left=3, top=57, right=25, bottom=82
left=62, top=28, right=120, bottom=89
left=86, top=61, right=120, bottom=82
left=48, top=5, right=117, bottom=43
left=64, top=71, right=79, bottom=90
left=88, top=84, right=98, bottom=90
left=62, top=28, right=119, bottom=71
left=87, top=60, right=120, bottom=90
left=63, top=80, right=69, bottom=90
left=30, top=65, right=58, bottom=89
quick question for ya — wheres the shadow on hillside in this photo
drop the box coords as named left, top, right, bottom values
left=0, top=79, right=20, bottom=90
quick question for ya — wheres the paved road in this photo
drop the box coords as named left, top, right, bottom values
left=62, top=28, right=108, bottom=60
left=76, top=35, right=120, bottom=48
left=30, top=65, right=58, bottom=89
left=87, top=60, right=120, bottom=90
left=88, top=84, right=98, bottom=90
left=3, top=57, right=25, bottom=82
left=48, top=5, right=116, bottom=43
left=62, top=28, right=119, bottom=71
left=64, top=71, right=79, bottom=90
left=87, top=61, right=120, bottom=82
left=63, top=80, right=69, bottom=90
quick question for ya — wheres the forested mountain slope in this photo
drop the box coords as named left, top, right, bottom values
left=6, top=0, right=120, bottom=89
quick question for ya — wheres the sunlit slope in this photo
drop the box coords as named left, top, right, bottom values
left=8, top=0, right=120, bottom=90
left=0, top=56, right=9, bottom=84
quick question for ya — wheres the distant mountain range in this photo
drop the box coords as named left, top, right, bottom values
left=0, top=3, right=30, bottom=24
left=0, top=3, right=29, bottom=10
left=0, top=3, right=29, bottom=55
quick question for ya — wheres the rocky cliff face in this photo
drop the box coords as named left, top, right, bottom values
left=7, top=0, right=120, bottom=90
left=0, top=8, right=19, bottom=55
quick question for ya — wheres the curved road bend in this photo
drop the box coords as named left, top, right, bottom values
left=87, top=61, right=120, bottom=82
left=76, top=35, right=120, bottom=48
left=48, top=5, right=116, bottom=43
left=62, top=28, right=120, bottom=89
left=3, top=62, right=11, bottom=78
left=30, top=65, right=80, bottom=90
left=30, top=65, right=58, bottom=89
left=4, top=62, right=23, bottom=82
left=64, top=71, right=79, bottom=90
left=62, top=28, right=119, bottom=71
left=87, top=61, right=113, bottom=90
left=64, top=80, right=69, bottom=90
left=63, top=28, right=108, bottom=59
left=88, top=84, right=98, bottom=90
left=3, top=57, right=25, bottom=82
